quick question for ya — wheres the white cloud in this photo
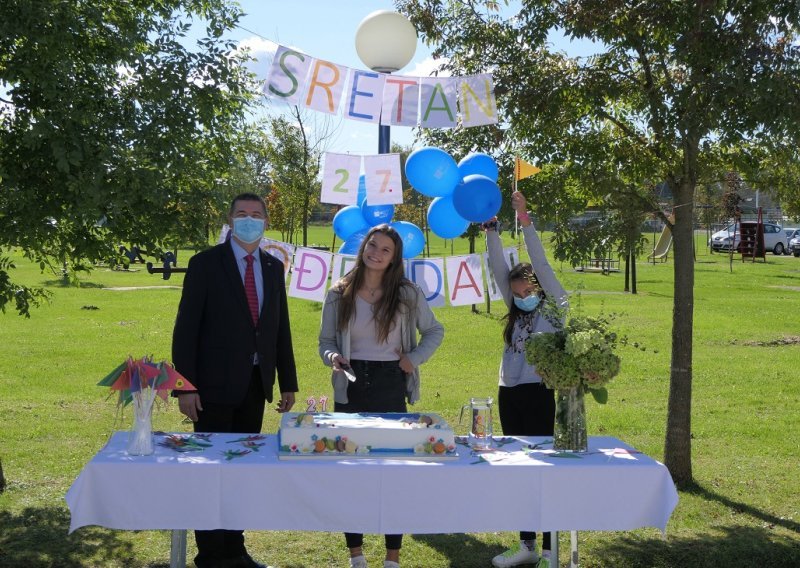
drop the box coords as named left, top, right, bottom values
left=236, top=36, right=280, bottom=80
left=406, top=56, right=450, bottom=78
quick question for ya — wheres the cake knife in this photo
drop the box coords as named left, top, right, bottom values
left=341, top=364, right=357, bottom=382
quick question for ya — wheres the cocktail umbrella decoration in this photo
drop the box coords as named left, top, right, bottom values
left=97, top=356, right=196, bottom=455
left=222, top=449, right=252, bottom=461
left=158, top=434, right=213, bottom=453
left=241, top=441, right=266, bottom=451
left=98, top=356, right=196, bottom=406
left=226, top=435, right=267, bottom=443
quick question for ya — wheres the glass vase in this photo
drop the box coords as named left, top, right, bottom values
left=126, top=404, right=155, bottom=456
left=553, top=387, right=588, bottom=452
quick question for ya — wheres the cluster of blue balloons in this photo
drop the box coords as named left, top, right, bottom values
left=332, top=175, right=425, bottom=258
left=333, top=148, right=501, bottom=258
left=406, top=148, right=501, bottom=239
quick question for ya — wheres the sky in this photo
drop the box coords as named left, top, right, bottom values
left=187, top=1, right=600, bottom=155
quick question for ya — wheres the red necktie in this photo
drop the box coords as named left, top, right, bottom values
left=244, top=254, right=259, bottom=326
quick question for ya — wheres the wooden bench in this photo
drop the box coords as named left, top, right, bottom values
left=575, top=258, right=620, bottom=274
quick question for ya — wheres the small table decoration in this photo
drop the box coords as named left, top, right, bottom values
left=157, top=434, right=213, bottom=453
left=526, top=312, right=621, bottom=452
left=98, top=356, right=196, bottom=456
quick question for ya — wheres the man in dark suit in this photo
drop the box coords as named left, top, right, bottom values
left=173, top=193, right=298, bottom=568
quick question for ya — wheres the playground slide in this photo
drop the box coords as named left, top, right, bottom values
left=648, top=217, right=673, bottom=261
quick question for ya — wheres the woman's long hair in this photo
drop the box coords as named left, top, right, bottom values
left=502, top=262, right=543, bottom=346
left=333, top=224, right=410, bottom=342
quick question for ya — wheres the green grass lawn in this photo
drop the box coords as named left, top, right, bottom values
left=1, top=227, right=798, bottom=567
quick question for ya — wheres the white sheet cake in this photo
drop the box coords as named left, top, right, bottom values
left=278, top=412, right=457, bottom=459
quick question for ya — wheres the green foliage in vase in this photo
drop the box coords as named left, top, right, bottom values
left=525, top=313, right=621, bottom=403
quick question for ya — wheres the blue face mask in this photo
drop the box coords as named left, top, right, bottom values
left=513, top=293, right=541, bottom=312
left=232, top=217, right=265, bottom=244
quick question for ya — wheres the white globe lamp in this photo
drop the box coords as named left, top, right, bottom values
left=355, top=11, right=418, bottom=153
left=355, top=10, right=418, bottom=73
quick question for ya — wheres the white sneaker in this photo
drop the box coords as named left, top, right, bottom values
left=349, top=555, right=367, bottom=568
left=491, top=541, right=539, bottom=567
left=384, top=562, right=401, bottom=568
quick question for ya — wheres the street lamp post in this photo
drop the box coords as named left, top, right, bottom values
left=355, top=10, right=418, bottom=154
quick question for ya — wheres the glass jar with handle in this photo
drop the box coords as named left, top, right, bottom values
left=460, top=397, right=494, bottom=450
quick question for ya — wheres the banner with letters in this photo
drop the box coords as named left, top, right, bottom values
left=263, top=45, right=497, bottom=129
left=217, top=225, right=512, bottom=307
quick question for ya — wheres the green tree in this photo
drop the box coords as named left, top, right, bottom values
left=397, top=0, right=800, bottom=485
left=228, top=123, right=273, bottom=203
left=263, top=107, right=337, bottom=246
left=0, top=0, right=254, bottom=314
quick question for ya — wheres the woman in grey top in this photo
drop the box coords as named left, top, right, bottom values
left=484, top=191, right=568, bottom=568
left=318, top=223, right=444, bottom=568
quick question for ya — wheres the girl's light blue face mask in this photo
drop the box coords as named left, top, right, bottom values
left=513, top=293, right=541, bottom=312
left=232, top=216, right=265, bottom=244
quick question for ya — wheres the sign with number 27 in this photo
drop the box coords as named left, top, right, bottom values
left=320, top=152, right=402, bottom=207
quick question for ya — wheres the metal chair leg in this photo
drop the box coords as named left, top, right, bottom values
left=170, top=529, right=187, bottom=568
left=570, top=530, right=579, bottom=567
left=550, top=531, right=559, bottom=567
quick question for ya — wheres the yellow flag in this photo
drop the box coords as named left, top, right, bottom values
left=515, top=157, right=541, bottom=180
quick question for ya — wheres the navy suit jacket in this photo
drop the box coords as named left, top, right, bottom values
left=172, top=241, right=298, bottom=405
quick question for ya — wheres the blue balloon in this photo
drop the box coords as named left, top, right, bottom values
left=390, top=221, right=426, bottom=259
left=451, top=174, right=502, bottom=223
left=361, top=200, right=395, bottom=227
left=357, top=174, right=367, bottom=206
left=427, top=196, right=470, bottom=239
left=405, top=147, right=460, bottom=197
left=333, top=205, right=369, bottom=241
left=338, top=229, right=368, bottom=256
left=458, top=152, right=498, bottom=182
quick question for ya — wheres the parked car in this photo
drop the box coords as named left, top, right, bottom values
left=709, top=222, right=787, bottom=255
left=789, top=232, right=800, bottom=257
left=709, top=223, right=736, bottom=251
left=784, top=228, right=800, bottom=256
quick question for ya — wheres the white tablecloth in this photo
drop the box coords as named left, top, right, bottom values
left=66, top=432, right=678, bottom=535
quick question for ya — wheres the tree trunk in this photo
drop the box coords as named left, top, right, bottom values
left=631, top=249, right=637, bottom=294
left=664, top=179, right=695, bottom=486
left=302, top=190, right=310, bottom=248
left=0, top=457, right=6, bottom=493
left=624, top=254, right=630, bottom=292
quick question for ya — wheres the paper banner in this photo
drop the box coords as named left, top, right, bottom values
left=460, top=74, right=497, bottom=127
left=261, top=238, right=296, bottom=279
left=331, top=254, right=357, bottom=282
left=218, top=224, right=230, bottom=244
left=504, top=246, right=520, bottom=270
left=406, top=258, right=446, bottom=307
left=288, top=247, right=332, bottom=302
left=264, top=46, right=312, bottom=105
left=363, top=154, right=403, bottom=205
left=381, top=76, right=420, bottom=126
left=261, top=40, right=497, bottom=129
left=445, top=254, right=485, bottom=306
left=344, top=70, right=386, bottom=123
left=203, top=228, right=541, bottom=309
left=482, top=252, right=503, bottom=302
left=419, top=77, right=458, bottom=129
left=321, top=153, right=362, bottom=205
left=303, top=58, right=349, bottom=115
